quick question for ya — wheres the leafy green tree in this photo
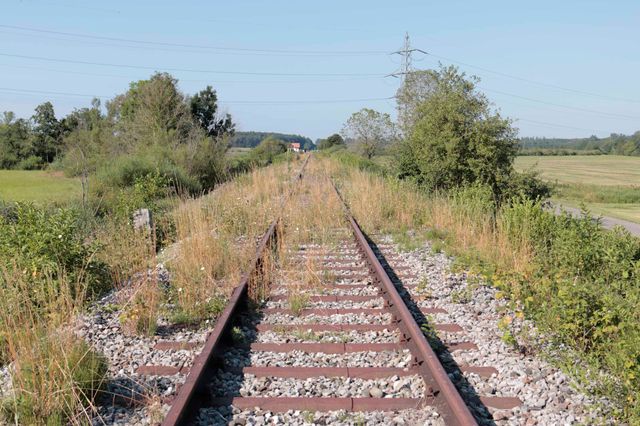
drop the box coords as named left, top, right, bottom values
left=341, top=109, right=396, bottom=159
left=397, top=65, right=518, bottom=200
left=251, top=136, right=288, bottom=165
left=317, top=133, right=345, bottom=150
left=31, top=102, right=63, bottom=164
left=190, top=86, right=235, bottom=138
left=0, top=112, right=33, bottom=169
left=396, top=70, right=438, bottom=137
left=113, top=72, right=194, bottom=147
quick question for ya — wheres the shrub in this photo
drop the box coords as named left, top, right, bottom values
left=250, top=136, right=288, bottom=166
left=92, top=154, right=201, bottom=210
left=15, top=155, right=44, bottom=170
left=0, top=203, right=110, bottom=299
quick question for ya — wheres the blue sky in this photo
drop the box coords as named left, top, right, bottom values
left=1, top=0, right=639, bottom=140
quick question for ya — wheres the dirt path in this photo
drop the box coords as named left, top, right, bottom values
left=552, top=203, right=640, bottom=237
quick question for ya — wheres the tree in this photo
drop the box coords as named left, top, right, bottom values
left=396, top=70, right=438, bottom=137
left=114, top=72, right=195, bottom=148
left=190, top=86, right=235, bottom=138
left=251, top=136, right=287, bottom=165
left=0, top=113, right=32, bottom=169
left=341, top=109, right=396, bottom=159
left=31, top=102, right=63, bottom=164
left=397, top=65, right=518, bottom=200
left=317, top=133, right=345, bottom=150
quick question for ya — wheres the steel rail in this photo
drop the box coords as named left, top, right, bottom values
left=332, top=180, right=477, bottom=426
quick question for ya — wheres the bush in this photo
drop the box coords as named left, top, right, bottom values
left=250, top=137, right=288, bottom=166
left=321, top=146, right=388, bottom=176
left=15, top=155, right=44, bottom=170
left=93, top=154, right=201, bottom=199
left=497, top=201, right=640, bottom=419
left=504, top=170, right=552, bottom=201
left=0, top=203, right=110, bottom=299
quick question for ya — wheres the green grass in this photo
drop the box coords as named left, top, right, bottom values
left=0, top=170, right=80, bottom=203
left=515, top=156, right=640, bottom=223
left=227, top=147, right=252, bottom=158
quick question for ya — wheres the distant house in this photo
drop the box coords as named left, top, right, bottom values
left=290, top=142, right=302, bottom=153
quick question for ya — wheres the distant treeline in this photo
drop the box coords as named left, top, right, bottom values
left=519, top=131, right=640, bottom=156
left=232, top=131, right=315, bottom=150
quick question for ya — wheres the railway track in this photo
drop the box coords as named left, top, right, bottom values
left=159, top=158, right=521, bottom=425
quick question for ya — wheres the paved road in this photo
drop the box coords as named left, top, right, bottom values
left=552, top=203, right=640, bottom=237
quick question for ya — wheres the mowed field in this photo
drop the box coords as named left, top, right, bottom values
left=515, top=155, right=640, bottom=223
left=0, top=170, right=80, bottom=203
left=515, top=155, right=640, bottom=186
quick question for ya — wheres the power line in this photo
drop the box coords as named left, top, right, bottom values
left=426, top=51, right=640, bottom=104
left=516, top=118, right=613, bottom=135
left=481, top=86, right=640, bottom=121
left=0, top=87, right=393, bottom=104
left=0, top=62, right=382, bottom=84
left=223, top=97, right=394, bottom=105
left=0, top=24, right=387, bottom=57
left=0, top=52, right=385, bottom=77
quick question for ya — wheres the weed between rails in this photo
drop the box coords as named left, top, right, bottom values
left=166, top=161, right=298, bottom=323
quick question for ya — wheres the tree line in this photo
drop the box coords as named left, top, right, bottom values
left=231, top=131, right=314, bottom=150
left=519, top=133, right=640, bottom=156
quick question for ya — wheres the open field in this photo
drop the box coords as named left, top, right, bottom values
left=515, top=155, right=640, bottom=223
left=515, top=155, right=640, bottom=186
left=0, top=170, right=80, bottom=203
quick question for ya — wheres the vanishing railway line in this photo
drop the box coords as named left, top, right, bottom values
left=159, top=157, right=521, bottom=425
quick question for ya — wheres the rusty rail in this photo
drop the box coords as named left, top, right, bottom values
left=161, top=155, right=309, bottom=426
left=332, top=180, right=477, bottom=426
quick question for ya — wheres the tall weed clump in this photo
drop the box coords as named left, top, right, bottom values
left=166, top=160, right=298, bottom=323
left=0, top=266, right=107, bottom=424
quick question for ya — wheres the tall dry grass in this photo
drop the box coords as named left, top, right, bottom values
left=326, top=158, right=532, bottom=276
left=0, top=265, right=107, bottom=424
left=166, top=159, right=302, bottom=322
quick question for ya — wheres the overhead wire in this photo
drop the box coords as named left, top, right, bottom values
left=425, top=51, right=640, bottom=104
left=0, top=87, right=393, bottom=104
left=0, top=52, right=386, bottom=77
left=0, top=24, right=388, bottom=56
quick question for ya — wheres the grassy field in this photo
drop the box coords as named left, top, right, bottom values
left=515, top=155, right=640, bottom=186
left=515, top=155, right=640, bottom=223
left=227, top=147, right=251, bottom=157
left=0, top=170, right=80, bottom=203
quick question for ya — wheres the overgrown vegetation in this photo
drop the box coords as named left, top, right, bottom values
left=394, top=65, right=549, bottom=202
left=328, top=159, right=640, bottom=422
left=320, top=62, right=639, bottom=424
left=0, top=69, right=309, bottom=422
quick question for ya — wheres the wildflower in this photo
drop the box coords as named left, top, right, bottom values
left=177, top=287, right=183, bottom=293
left=200, top=266, right=205, bottom=271
left=58, top=234, right=63, bottom=239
